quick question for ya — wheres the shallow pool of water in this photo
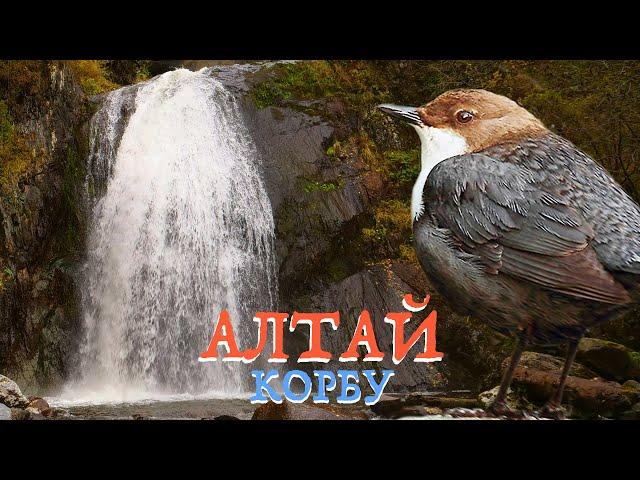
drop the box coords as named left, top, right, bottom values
left=47, top=397, right=258, bottom=420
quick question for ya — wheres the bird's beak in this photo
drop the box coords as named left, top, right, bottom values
left=377, top=104, right=424, bottom=126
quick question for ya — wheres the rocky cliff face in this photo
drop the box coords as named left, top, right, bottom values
left=2, top=60, right=638, bottom=402
left=0, top=61, right=510, bottom=395
left=218, top=63, right=505, bottom=391
left=0, top=61, right=89, bottom=391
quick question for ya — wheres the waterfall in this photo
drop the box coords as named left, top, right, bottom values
left=62, top=68, right=277, bottom=403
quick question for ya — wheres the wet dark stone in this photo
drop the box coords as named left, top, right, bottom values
left=252, top=401, right=366, bottom=420
left=10, top=408, right=30, bottom=420
left=212, top=415, right=241, bottom=421
left=576, top=338, right=640, bottom=382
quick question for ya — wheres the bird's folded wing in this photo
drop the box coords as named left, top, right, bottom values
left=426, top=154, right=631, bottom=304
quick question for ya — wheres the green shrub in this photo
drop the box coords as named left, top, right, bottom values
left=0, top=100, right=33, bottom=197
left=66, top=61, right=118, bottom=96
left=103, top=60, right=152, bottom=85
left=385, top=149, right=420, bottom=189
left=254, top=61, right=640, bottom=265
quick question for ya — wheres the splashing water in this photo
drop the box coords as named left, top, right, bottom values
left=60, top=69, right=277, bottom=403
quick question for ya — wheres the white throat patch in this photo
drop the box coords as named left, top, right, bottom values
left=411, top=126, right=468, bottom=221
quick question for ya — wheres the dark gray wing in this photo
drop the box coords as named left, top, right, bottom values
left=425, top=153, right=631, bottom=304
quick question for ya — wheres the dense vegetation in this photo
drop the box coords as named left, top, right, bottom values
left=0, top=60, right=153, bottom=386
left=252, top=60, right=640, bottom=267
left=0, top=61, right=151, bottom=201
left=1, top=60, right=639, bottom=390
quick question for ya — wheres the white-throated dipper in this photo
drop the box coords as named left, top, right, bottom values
left=379, top=89, right=640, bottom=418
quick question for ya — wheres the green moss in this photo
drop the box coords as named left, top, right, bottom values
left=59, top=138, right=87, bottom=256
left=303, top=180, right=340, bottom=194
left=254, top=60, right=640, bottom=347
left=0, top=266, right=14, bottom=293
left=359, top=199, right=413, bottom=261
left=66, top=61, right=118, bottom=96
left=251, top=79, right=293, bottom=108
left=384, top=149, right=420, bottom=189
left=274, top=198, right=299, bottom=240
left=250, top=61, right=340, bottom=109
left=0, top=99, right=34, bottom=198
left=399, top=244, right=417, bottom=263
left=326, top=141, right=341, bottom=158
left=0, top=99, right=12, bottom=141
left=326, top=260, right=349, bottom=282
left=103, top=60, right=152, bottom=85
left=0, top=61, right=48, bottom=115
left=630, top=350, right=640, bottom=367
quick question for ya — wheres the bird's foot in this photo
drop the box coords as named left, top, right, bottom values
left=486, top=401, right=523, bottom=419
left=444, top=408, right=490, bottom=419
left=539, top=402, right=566, bottom=420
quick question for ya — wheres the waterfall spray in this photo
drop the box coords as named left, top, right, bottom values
left=63, top=69, right=277, bottom=403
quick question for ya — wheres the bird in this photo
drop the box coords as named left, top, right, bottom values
left=378, top=89, right=640, bottom=418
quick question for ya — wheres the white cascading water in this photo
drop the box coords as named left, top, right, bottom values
left=60, top=68, right=277, bottom=403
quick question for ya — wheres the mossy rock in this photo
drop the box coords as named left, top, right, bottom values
left=577, top=338, right=640, bottom=382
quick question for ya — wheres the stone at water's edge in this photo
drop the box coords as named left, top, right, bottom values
left=370, top=394, right=404, bottom=416
left=252, top=401, right=368, bottom=420
left=373, top=392, right=480, bottom=418
left=624, top=379, right=640, bottom=391
left=511, top=366, right=639, bottom=418
left=0, top=374, right=30, bottom=409
left=10, top=408, right=30, bottom=420
left=295, top=263, right=449, bottom=391
left=620, top=402, right=640, bottom=420
left=0, top=375, right=57, bottom=419
left=26, top=397, right=53, bottom=417
left=503, top=351, right=598, bottom=380
left=212, top=415, right=241, bottom=421
left=576, top=338, right=640, bottom=382
left=481, top=350, right=640, bottom=418
left=478, top=386, right=535, bottom=412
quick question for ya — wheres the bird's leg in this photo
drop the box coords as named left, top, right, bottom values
left=488, top=333, right=528, bottom=417
left=540, top=339, right=580, bottom=420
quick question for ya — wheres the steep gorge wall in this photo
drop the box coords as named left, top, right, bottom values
left=0, top=61, right=510, bottom=395
left=0, top=61, right=90, bottom=391
left=222, top=64, right=501, bottom=391
left=7, top=61, right=634, bottom=396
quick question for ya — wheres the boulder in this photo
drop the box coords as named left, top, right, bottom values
left=212, top=415, right=241, bottom=421
left=576, top=338, right=640, bottom=382
left=26, top=397, right=51, bottom=416
left=370, top=394, right=404, bottom=415
left=295, top=263, right=449, bottom=391
left=0, top=404, right=10, bottom=420
left=252, top=401, right=366, bottom=420
left=388, top=406, right=441, bottom=419
left=478, top=386, right=535, bottom=412
left=372, top=392, right=479, bottom=418
left=0, top=374, right=30, bottom=409
left=619, top=403, right=640, bottom=420
left=404, top=392, right=480, bottom=409
left=511, top=366, right=639, bottom=418
left=503, top=351, right=598, bottom=379
left=10, top=408, right=30, bottom=420
left=623, top=380, right=640, bottom=391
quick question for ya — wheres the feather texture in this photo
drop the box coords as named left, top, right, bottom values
left=424, top=152, right=631, bottom=304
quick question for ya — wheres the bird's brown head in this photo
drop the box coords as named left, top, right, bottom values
left=379, top=89, right=547, bottom=153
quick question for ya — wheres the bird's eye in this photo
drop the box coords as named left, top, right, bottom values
left=456, top=110, right=474, bottom=124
